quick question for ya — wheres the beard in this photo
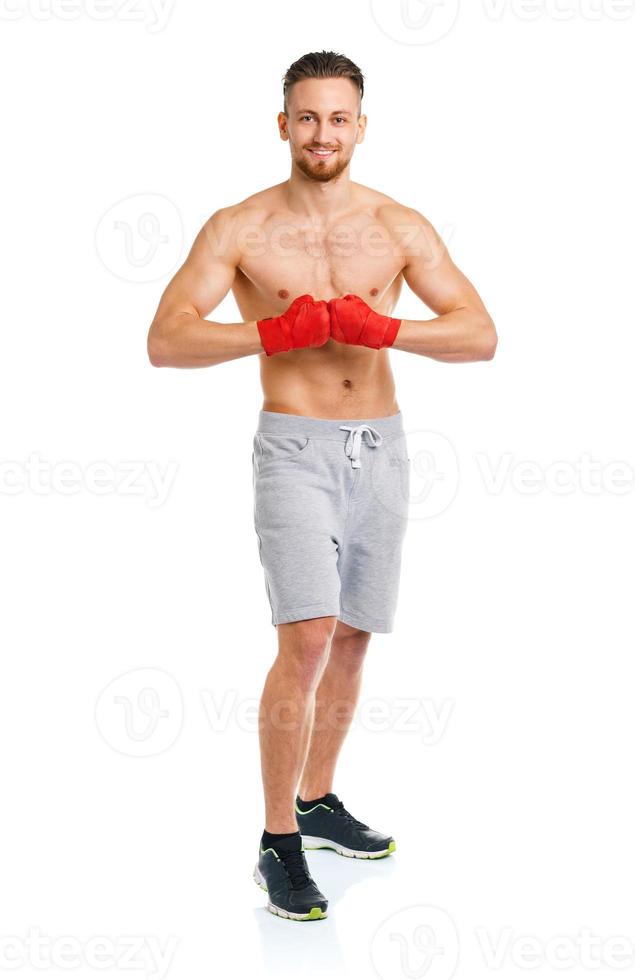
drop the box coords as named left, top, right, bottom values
left=293, top=146, right=351, bottom=183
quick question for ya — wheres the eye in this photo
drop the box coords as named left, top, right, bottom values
left=301, top=114, right=313, bottom=122
left=335, top=117, right=346, bottom=124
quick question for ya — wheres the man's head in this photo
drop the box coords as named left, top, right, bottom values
left=279, top=51, right=367, bottom=184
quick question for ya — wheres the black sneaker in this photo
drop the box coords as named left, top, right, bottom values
left=253, top=835, right=328, bottom=921
left=295, top=793, right=396, bottom=859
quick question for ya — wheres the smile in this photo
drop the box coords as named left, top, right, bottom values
left=307, top=148, right=336, bottom=159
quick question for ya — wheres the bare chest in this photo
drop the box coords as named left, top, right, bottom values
left=235, top=215, right=404, bottom=310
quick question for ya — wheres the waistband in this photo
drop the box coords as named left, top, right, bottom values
left=257, top=409, right=405, bottom=442
left=256, top=410, right=405, bottom=469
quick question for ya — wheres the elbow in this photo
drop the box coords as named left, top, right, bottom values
left=147, top=342, right=167, bottom=368
left=478, top=316, right=498, bottom=361
left=147, top=321, right=170, bottom=367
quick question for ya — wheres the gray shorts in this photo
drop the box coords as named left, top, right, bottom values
left=252, top=410, right=410, bottom=633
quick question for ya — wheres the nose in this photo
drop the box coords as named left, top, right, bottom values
left=315, top=120, right=333, bottom=146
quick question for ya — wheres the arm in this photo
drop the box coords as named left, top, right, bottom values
left=393, top=210, right=497, bottom=363
left=146, top=208, right=262, bottom=368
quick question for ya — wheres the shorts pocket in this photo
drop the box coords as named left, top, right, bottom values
left=389, top=432, right=410, bottom=462
left=254, top=433, right=312, bottom=470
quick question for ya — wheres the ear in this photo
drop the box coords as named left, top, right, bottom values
left=277, top=111, right=289, bottom=141
left=356, top=114, right=367, bottom=145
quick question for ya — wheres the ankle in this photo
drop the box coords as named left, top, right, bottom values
left=262, top=828, right=300, bottom=845
left=264, top=821, right=298, bottom=835
left=298, top=789, right=332, bottom=803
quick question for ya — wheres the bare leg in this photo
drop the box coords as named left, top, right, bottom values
left=297, top=622, right=371, bottom=801
left=259, top=616, right=337, bottom=833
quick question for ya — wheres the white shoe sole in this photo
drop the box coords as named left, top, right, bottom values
left=300, top=835, right=396, bottom=859
left=252, top=864, right=327, bottom=920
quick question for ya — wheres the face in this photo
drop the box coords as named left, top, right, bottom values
left=278, top=77, right=367, bottom=184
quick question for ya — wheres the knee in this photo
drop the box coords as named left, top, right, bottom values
left=330, top=624, right=371, bottom=669
left=276, top=616, right=337, bottom=688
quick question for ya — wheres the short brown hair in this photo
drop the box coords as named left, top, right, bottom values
left=282, top=51, right=364, bottom=115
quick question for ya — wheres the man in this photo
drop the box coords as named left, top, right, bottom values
left=147, top=50, right=497, bottom=921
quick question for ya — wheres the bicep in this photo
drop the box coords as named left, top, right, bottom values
left=402, top=217, right=488, bottom=318
left=152, top=212, right=239, bottom=323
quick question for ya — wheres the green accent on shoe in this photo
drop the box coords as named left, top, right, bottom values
left=260, top=845, right=305, bottom=858
left=366, top=840, right=395, bottom=859
left=295, top=802, right=333, bottom=815
left=308, top=907, right=326, bottom=920
left=265, top=904, right=328, bottom=921
left=302, top=837, right=396, bottom=859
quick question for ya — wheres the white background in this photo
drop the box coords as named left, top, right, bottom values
left=2, top=1, right=634, bottom=978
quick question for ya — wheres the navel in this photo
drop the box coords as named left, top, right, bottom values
left=342, top=379, right=353, bottom=388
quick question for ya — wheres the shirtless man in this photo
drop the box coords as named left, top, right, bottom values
left=147, top=50, right=497, bottom=921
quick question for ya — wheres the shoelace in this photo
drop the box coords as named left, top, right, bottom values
left=280, top=848, right=312, bottom=891
left=332, top=799, right=370, bottom=830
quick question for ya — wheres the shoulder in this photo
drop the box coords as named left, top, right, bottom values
left=194, top=185, right=282, bottom=260
left=214, top=183, right=286, bottom=224
left=352, top=184, right=439, bottom=245
left=378, top=200, right=437, bottom=240
left=199, top=184, right=287, bottom=251
left=376, top=200, right=443, bottom=263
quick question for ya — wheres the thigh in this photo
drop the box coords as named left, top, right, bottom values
left=337, top=433, right=410, bottom=633
left=253, top=434, right=344, bottom=623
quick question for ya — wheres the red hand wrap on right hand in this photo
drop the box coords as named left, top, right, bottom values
left=257, top=294, right=330, bottom=356
left=328, top=294, right=401, bottom=350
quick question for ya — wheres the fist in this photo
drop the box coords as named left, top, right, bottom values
left=257, top=294, right=330, bottom=356
left=328, top=294, right=401, bottom=350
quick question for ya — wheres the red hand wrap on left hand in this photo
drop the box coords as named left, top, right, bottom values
left=328, top=294, right=401, bottom=350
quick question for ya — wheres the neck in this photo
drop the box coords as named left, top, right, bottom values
left=285, top=162, right=353, bottom=219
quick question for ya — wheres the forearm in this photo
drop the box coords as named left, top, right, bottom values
left=392, top=309, right=497, bottom=363
left=147, top=312, right=263, bottom=368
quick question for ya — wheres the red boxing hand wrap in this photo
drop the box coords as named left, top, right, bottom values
left=257, top=294, right=330, bottom=356
left=328, top=294, right=401, bottom=350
